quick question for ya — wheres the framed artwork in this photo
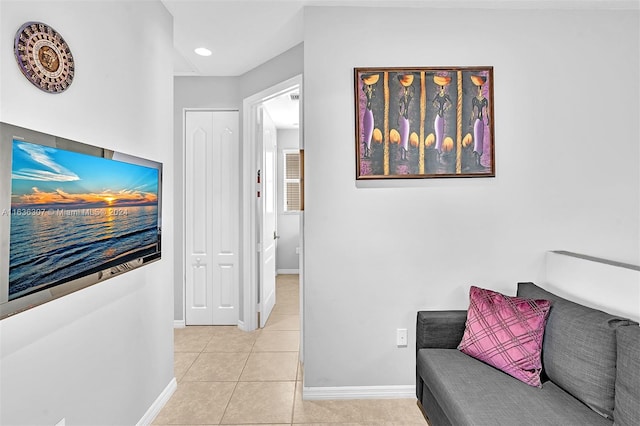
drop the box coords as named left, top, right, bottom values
left=354, top=67, right=495, bottom=179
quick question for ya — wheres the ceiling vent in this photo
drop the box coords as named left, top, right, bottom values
left=289, top=92, right=300, bottom=101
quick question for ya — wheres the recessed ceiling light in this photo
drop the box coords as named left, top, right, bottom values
left=194, top=47, right=212, bottom=57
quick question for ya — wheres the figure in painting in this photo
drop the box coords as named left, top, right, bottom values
left=361, top=73, right=379, bottom=158
left=397, top=74, right=414, bottom=161
left=432, top=75, right=452, bottom=163
left=469, top=75, right=489, bottom=168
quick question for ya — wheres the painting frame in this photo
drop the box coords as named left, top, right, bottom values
left=354, top=66, right=495, bottom=180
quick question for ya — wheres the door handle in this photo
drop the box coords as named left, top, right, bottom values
left=273, top=231, right=280, bottom=240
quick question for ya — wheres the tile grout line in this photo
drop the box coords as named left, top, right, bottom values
left=291, top=375, right=299, bottom=426
left=218, top=330, right=258, bottom=425
left=164, top=276, right=302, bottom=425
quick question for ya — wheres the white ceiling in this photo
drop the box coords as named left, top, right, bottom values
left=161, top=0, right=635, bottom=126
left=263, top=88, right=301, bottom=130
left=162, top=0, right=304, bottom=76
left=163, top=0, right=636, bottom=77
left=161, top=0, right=307, bottom=128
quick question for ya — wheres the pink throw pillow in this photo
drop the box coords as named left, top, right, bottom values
left=458, top=286, right=551, bottom=387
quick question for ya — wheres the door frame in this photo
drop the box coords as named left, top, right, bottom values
left=241, top=74, right=303, bottom=332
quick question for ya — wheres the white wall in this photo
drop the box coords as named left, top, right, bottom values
left=277, top=129, right=301, bottom=272
left=239, top=43, right=304, bottom=100
left=0, top=1, right=175, bottom=424
left=544, top=251, right=640, bottom=323
left=302, top=6, right=639, bottom=389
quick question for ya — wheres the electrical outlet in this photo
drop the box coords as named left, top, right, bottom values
left=396, top=328, right=408, bottom=347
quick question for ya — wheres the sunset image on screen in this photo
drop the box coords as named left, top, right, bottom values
left=11, top=141, right=158, bottom=210
left=8, top=140, right=160, bottom=300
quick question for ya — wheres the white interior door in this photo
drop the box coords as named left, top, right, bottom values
left=185, top=110, right=239, bottom=325
left=259, top=108, right=277, bottom=328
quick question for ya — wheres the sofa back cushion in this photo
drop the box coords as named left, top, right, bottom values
left=517, top=282, right=636, bottom=420
left=614, top=325, right=640, bottom=426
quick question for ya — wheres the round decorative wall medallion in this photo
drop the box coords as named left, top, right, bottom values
left=14, top=22, right=75, bottom=94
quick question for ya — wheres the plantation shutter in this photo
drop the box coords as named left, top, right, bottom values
left=283, top=150, right=300, bottom=212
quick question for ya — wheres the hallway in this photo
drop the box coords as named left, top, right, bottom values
left=153, top=274, right=425, bottom=425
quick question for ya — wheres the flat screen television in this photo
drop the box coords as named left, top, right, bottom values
left=0, top=122, right=162, bottom=319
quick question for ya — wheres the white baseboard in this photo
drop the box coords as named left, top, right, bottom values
left=302, top=385, right=414, bottom=400
left=277, top=269, right=300, bottom=275
left=173, top=319, right=185, bottom=328
left=137, top=377, right=177, bottom=425
left=238, top=319, right=249, bottom=332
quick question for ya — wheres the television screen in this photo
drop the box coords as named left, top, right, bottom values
left=0, top=123, right=162, bottom=318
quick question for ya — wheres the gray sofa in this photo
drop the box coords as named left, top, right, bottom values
left=416, top=282, right=640, bottom=426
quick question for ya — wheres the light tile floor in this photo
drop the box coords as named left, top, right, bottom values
left=153, top=274, right=427, bottom=425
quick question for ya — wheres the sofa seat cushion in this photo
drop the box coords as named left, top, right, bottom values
left=517, top=282, right=637, bottom=419
left=417, top=348, right=612, bottom=426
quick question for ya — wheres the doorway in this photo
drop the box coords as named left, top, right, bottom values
left=241, top=75, right=303, bottom=356
left=263, top=92, right=302, bottom=277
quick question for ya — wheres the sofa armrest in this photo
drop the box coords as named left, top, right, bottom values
left=416, top=310, right=467, bottom=351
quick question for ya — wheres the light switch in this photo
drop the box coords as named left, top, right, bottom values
left=397, top=328, right=408, bottom=347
